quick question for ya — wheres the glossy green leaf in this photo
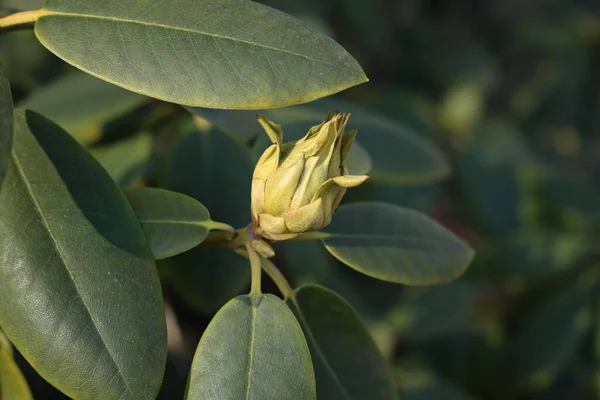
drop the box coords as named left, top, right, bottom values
left=161, top=121, right=251, bottom=313
left=0, top=332, right=33, bottom=400
left=35, top=0, right=367, bottom=109
left=0, top=109, right=166, bottom=400
left=510, top=272, right=597, bottom=390
left=192, top=96, right=449, bottom=184
left=286, top=285, right=397, bottom=400
left=186, top=294, right=316, bottom=400
left=124, top=187, right=233, bottom=260
left=0, top=63, right=13, bottom=192
left=89, top=133, right=151, bottom=185
left=321, top=202, right=475, bottom=285
left=19, top=70, right=148, bottom=144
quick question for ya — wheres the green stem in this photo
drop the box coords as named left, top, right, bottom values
left=0, top=10, right=49, bottom=32
left=261, top=258, right=297, bottom=303
left=245, top=242, right=262, bottom=296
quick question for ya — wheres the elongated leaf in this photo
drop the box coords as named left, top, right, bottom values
left=0, top=110, right=166, bottom=400
left=35, top=0, right=367, bottom=109
left=510, top=273, right=596, bottom=390
left=186, top=294, right=316, bottom=399
left=161, top=121, right=252, bottom=313
left=322, top=202, right=475, bottom=285
left=286, top=285, right=397, bottom=400
left=0, top=332, right=33, bottom=400
left=192, top=96, right=449, bottom=184
left=0, top=63, right=13, bottom=192
left=124, top=187, right=233, bottom=260
left=19, top=70, right=148, bottom=144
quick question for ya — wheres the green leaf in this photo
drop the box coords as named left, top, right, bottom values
left=286, top=285, right=397, bottom=400
left=19, top=70, right=148, bottom=144
left=124, top=187, right=233, bottom=260
left=0, top=63, right=13, bottom=192
left=161, top=122, right=252, bottom=313
left=35, top=0, right=367, bottom=109
left=0, top=110, right=166, bottom=400
left=0, top=332, right=33, bottom=400
left=395, top=364, right=475, bottom=400
left=386, top=283, right=473, bottom=343
left=510, top=272, right=597, bottom=390
left=193, top=96, right=449, bottom=184
left=186, top=294, right=316, bottom=400
left=89, top=133, right=151, bottom=185
left=322, top=202, right=475, bottom=285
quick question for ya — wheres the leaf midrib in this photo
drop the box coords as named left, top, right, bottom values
left=11, top=151, right=134, bottom=399
left=244, top=300, right=257, bottom=400
left=38, top=11, right=353, bottom=71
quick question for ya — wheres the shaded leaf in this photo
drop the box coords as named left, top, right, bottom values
left=0, top=332, right=33, bottom=400
left=19, top=70, right=148, bottom=144
left=510, top=272, right=597, bottom=391
left=0, top=109, right=166, bottom=400
left=0, top=63, right=13, bottom=192
left=89, top=132, right=151, bottom=185
left=386, top=283, right=474, bottom=343
left=395, top=364, right=475, bottom=400
left=186, top=294, right=315, bottom=399
left=35, top=0, right=367, bottom=109
left=124, top=187, right=232, bottom=260
left=286, top=285, right=397, bottom=400
left=322, top=202, right=475, bottom=285
left=161, top=122, right=252, bottom=313
left=193, top=96, right=449, bottom=184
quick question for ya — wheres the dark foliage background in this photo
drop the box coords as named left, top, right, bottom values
left=2, top=0, right=600, bottom=398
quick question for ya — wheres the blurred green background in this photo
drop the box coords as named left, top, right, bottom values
left=2, top=0, right=600, bottom=399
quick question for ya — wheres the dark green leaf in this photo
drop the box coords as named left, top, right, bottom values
left=89, top=133, right=151, bottom=185
left=322, top=202, right=475, bottom=285
left=124, top=187, right=233, bottom=260
left=510, top=273, right=597, bottom=390
left=0, top=332, right=33, bottom=400
left=35, top=0, right=367, bottom=109
left=0, top=110, right=166, bottom=400
left=186, top=294, right=316, bottom=400
left=19, top=70, right=148, bottom=144
left=386, top=284, right=473, bottom=343
left=0, top=63, right=13, bottom=192
left=286, top=285, right=397, bottom=400
left=161, top=122, right=252, bottom=313
left=192, top=96, right=449, bottom=184
left=395, top=364, right=475, bottom=400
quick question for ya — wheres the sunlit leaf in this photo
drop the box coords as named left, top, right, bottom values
left=186, top=294, right=316, bottom=399
left=0, top=63, right=13, bottom=192
left=0, top=331, right=33, bottom=400
left=321, top=202, right=475, bottom=285
left=35, top=0, right=367, bottom=109
left=0, top=109, right=166, bottom=399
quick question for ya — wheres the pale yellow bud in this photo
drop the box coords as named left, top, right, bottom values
left=251, top=113, right=369, bottom=241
